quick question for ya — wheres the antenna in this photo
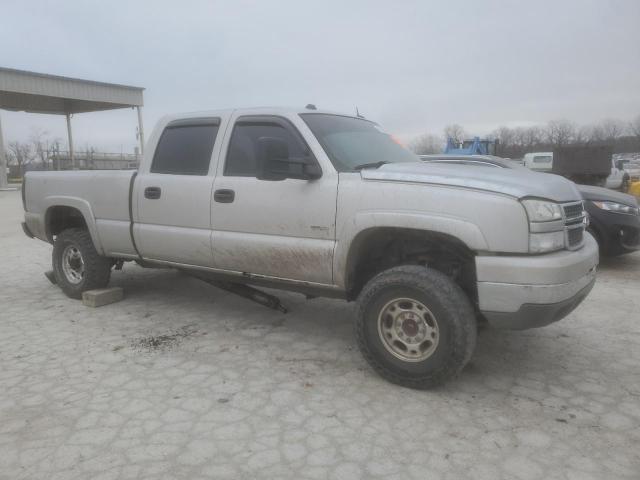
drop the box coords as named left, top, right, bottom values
left=355, top=106, right=364, bottom=119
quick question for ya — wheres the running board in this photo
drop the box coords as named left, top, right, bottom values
left=188, top=272, right=288, bottom=313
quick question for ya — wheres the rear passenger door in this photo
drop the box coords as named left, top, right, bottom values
left=210, top=114, right=338, bottom=284
left=134, top=117, right=223, bottom=267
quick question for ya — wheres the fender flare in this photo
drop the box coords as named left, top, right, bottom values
left=334, top=211, right=488, bottom=288
left=43, top=196, right=104, bottom=255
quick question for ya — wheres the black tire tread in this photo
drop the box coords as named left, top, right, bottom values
left=356, top=265, right=477, bottom=389
left=52, top=228, right=112, bottom=299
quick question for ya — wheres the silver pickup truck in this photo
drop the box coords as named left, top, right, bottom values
left=22, top=106, right=598, bottom=388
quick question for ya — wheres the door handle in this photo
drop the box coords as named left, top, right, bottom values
left=214, top=189, right=235, bottom=203
left=144, top=186, right=161, bottom=199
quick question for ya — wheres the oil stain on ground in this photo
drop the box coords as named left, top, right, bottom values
left=131, top=325, right=199, bottom=352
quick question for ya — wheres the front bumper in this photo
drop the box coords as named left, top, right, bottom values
left=476, top=232, right=599, bottom=330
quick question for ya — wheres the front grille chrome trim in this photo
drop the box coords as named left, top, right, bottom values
left=562, top=201, right=586, bottom=250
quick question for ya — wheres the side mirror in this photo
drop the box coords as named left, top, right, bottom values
left=256, top=137, right=321, bottom=181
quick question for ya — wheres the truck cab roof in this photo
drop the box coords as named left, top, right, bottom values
left=158, top=106, right=367, bottom=124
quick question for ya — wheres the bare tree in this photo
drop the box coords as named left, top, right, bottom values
left=29, top=127, right=50, bottom=169
left=409, top=133, right=443, bottom=154
left=488, top=125, right=546, bottom=158
left=545, top=119, right=576, bottom=146
left=628, top=114, right=640, bottom=141
left=492, top=126, right=515, bottom=147
left=598, top=119, right=625, bottom=142
left=8, top=141, right=33, bottom=176
left=443, top=124, right=466, bottom=145
left=521, top=126, right=543, bottom=149
left=574, top=124, right=596, bottom=145
left=490, top=126, right=516, bottom=157
left=507, top=126, right=541, bottom=153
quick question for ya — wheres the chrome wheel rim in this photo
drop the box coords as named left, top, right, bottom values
left=377, top=297, right=439, bottom=362
left=61, top=245, right=84, bottom=284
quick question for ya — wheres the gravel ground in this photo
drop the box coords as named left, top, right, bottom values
left=1, top=189, right=639, bottom=480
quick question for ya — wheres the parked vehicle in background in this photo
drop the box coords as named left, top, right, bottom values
left=616, top=154, right=640, bottom=182
left=22, top=107, right=598, bottom=388
left=421, top=154, right=640, bottom=256
left=579, top=186, right=640, bottom=256
left=620, top=156, right=640, bottom=199
left=605, top=158, right=629, bottom=191
left=523, top=150, right=629, bottom=191
left=523, top=152, right=553, bottom=172
left=552, top=145, right=613, bottom=188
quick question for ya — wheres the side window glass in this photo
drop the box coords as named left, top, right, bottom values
left=224, top=121, right=306, bottom=177
left=151, top=121, right=219, bottom=175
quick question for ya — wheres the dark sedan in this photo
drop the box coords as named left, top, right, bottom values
left=420, top=155, right=640, bottom=256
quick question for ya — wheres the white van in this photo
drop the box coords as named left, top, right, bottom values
left=523, top=152, right=553, bottom=172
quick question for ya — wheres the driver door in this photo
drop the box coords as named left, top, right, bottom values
left=210, top=114, right=338, bottom=284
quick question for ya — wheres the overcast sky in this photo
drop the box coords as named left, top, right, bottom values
left=1, top=0, right=639, bottom=153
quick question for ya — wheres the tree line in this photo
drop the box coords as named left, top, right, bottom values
left=3, top=128, right=64, bottom=176
left=410, top=114, right=640, bottom=159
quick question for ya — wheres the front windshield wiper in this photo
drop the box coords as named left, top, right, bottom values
left=353, top=161, right=389, bottom=171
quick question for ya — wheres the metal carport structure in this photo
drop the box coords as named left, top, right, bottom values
left=0, top=67, right=144, bottom=188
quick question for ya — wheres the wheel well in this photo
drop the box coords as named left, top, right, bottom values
left=345, top=228, right=477, bottom=301
left=46, top=206, right=88, bottom=241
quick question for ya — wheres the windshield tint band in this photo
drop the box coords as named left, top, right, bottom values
left=300, top=113, right=417, bottom=172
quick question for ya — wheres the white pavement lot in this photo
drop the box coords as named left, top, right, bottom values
left=1, top=189, right=639, bottom=480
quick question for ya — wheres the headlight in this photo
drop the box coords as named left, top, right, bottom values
left=592, top=201, right=639, bottom=216
left=522, top=199, right=563, bottom=222
left=521, top=199, right=568, bottom=253
left=529, top=231, right=565, bottom=253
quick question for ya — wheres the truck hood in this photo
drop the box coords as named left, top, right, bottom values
left=360, top=162, right=582, bottom=202
left=577, top=184, right=639, bottom=206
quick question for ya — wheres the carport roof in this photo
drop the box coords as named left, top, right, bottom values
left=0, top=67, right=144, bottom=114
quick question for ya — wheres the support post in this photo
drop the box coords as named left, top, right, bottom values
left=136, top=106, right=145, bottom=155
left=66, top=112, right=75, bottom=170
left=0, top=112, right=7, bottom=188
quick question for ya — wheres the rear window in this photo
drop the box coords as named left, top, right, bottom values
left=151, top=119, right=219, bottom=175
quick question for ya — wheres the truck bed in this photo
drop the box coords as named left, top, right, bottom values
left=24, top=170, right=136, bottom=256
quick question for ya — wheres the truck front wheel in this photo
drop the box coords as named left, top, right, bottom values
left=356, top=266, right=477, bottom=389
left=52, top=228, right=112, bottom=299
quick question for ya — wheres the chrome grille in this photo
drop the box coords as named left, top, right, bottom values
left=562, top=201, right=586, bottom=250
left=567, top=227, right=584, bottom=247
left=563, top=202, right=584, bottom=220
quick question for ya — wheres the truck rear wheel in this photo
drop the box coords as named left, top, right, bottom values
left=52, top=228, right=112, bottom=299
left=356, top=266, right=476, bottom=389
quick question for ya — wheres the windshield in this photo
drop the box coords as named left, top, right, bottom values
left=300, top=113, right=418, bottom=171
left=533, top=155, right=552, bottom=163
